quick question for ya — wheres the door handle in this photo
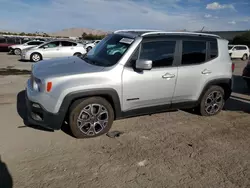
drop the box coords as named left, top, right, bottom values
left=202, top=69, right=212, bottom=75
left=162, top=73, right=175, bottom=79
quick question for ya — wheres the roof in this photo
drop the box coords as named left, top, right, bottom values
left=113, top=29, right=221, bottom=39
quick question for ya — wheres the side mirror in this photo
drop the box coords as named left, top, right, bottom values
left=135, top=59, right=152, bottom=70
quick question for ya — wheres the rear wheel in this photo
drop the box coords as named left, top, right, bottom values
left=30, top=53, right=42, bottom=62
left=246, top=81, right=250, bottom=89
left=14, top=48, right=21, bottom=55
left=73, top=52, right=82, bottom=57
left=86, top=46, right=92, bottom=52
left=199, top=86, right=225, bottom=116
left=242, top=54, right=248, bottom=61
left=69, top=97, right=114, bottom=138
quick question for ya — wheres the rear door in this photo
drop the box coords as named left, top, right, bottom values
left=172, top=37, right=218, bottom=104
left=60, top=41, right=78, bottom=57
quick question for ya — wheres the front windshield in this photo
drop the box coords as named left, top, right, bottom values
left=228, top=46, right=233, bottom=50
left=82, top=34, right=134, bottom=67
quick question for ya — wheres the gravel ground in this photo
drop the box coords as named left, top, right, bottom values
left=0, top=53, right=249, bottom=188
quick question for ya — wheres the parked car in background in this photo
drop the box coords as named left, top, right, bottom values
left=0, top=37, right=23, bottom=52
left=242, top=58, right=250, bottom=89
left=228, top=45, right=249, bottom=60
left=8, top=40, right=45, bottom=55
left=85, top=40, right=101, bottom=52
left=25, top=30, right=233, bottom=138
left=21, top=40, right=87, bottom=62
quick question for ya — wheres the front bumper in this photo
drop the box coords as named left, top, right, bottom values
left=25, top=90, right=64, bottom=130
left=20, top=53, right=30, bottom=60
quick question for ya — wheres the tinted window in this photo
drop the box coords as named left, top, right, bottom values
left=61, top=41, right=76, bottom=46
left=182, top=41, right=206, bottom=65
left=139, top=41, right=176, bottom=68
left=210, top=42, right=218, bottom=59
left=41, top=41, right=60, bottom=48
left=28, top=41, right=43, bottom=45
left=235, top=46, right=247, bottom=50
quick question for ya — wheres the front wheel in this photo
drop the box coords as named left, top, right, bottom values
left=69, top=97, right=114, bottom=138
left=30, top=53, right=42, bottom=62
left=199, top=86, right=225, bottom=116
left=14, top=48, right=21, bottom=55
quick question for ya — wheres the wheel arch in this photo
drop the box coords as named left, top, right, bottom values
left=30, top=52, right=43, bottom=61
left=60, top=88, right=122, bottom=122
left=198, top=78, right=232, bottom=102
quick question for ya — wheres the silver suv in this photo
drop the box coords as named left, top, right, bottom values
left=25, top=30, right=233, bottom=138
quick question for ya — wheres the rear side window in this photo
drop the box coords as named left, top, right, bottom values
left=181, top=41, right=206, bottom=65
left=235, top=46, right=247, bottom=50
left=210, top=42, right=218, bottom=59
left=61, top=41, right=77, bottom=46
left=139, top=41, right=176, bottom=68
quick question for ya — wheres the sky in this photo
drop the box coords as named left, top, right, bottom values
left=0, top=0, right=249, bottom=32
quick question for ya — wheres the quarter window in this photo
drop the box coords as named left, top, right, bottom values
left=61, top=41, right=76, bottom=46
left=182, top=41, right=206, bottom=65
left=139, top=41, right=176, bottom=68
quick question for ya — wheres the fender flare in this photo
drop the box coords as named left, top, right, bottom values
left=198, top=78, right=232, bottom=102
left=59, top=88, right=122, bottom=119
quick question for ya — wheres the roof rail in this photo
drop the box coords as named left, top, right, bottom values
left=114, top=29, right=163, bottom=34
left=141, top=31, right=221, bottom=38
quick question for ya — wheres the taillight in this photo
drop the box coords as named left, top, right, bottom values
left=232, top=63, right=235, bottom=72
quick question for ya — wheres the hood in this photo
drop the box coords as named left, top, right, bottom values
left=32, top=56, right=105, bottom=79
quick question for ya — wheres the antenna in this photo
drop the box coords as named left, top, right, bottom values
left=201, top=26, right=205, bottom=32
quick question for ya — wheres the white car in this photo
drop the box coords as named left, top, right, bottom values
left=228, top=45, right=249, bottom=60
left=85, top=40, right=101, bottom=52
left=21, top=40, right=87, bottom=62
left=9, top=40, right=45, bottom=55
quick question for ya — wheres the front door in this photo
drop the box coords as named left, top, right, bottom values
left=122, top=40, right=178, bottom=112
left=40, top=41, right=61, bottom=59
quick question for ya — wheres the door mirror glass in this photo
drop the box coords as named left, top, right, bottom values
left=135, top=59, right=152, bottom=70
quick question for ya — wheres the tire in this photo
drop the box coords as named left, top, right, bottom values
left=86, top=46, right=92, bottom=52
left=14, top=48, right=21, bottom=55
left=30, top=53, right=42, bottom=62
left=246, top=81, right=250, bottom=89
left=242, top=54, right=248, bottom=61
left=73, top=52, right=82, bottom=57
left=69, top=97, right=114, bottom=138
left=199, top=86, right=225, bottom=116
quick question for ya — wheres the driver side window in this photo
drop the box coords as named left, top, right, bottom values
left=139, top=41, right=176, bottom=68
left=41, top=41, right=60, bottom=48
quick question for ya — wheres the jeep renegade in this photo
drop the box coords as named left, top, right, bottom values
left=25, top=30, right=233, bottom=138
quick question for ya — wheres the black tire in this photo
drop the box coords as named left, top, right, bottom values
left=86, top=46, right=92, bottom=52
left=242, top=54, right=248, bottom=61
left=30, top=52, right=42, bottom=62
left=246, top=81, right=250, bottom=89
left=73, top=52, right=82, bottom=57
left=199, top=86, right=225, bottom=116
left=69, top=97, right=114, bottom=138
left=14, top=48, right=21, bottom=55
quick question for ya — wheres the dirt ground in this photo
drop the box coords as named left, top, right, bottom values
left=0, top=53, right=249, bottom=188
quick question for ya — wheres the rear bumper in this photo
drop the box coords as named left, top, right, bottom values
left=25, top=90, right=64, bottom=130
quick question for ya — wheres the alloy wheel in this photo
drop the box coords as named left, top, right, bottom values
left=77, top=104, right=109, bottom=136
left=32, top=54, right=40, bottom=62
left=205, top=91, right=223, bottom=115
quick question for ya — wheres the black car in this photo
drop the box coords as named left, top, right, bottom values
left=242, top=59, right=250, bottom=88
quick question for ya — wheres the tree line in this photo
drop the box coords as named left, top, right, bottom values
left=232, top=31, right=250, bottom=46
left=81, top=32, right=106, bottom=40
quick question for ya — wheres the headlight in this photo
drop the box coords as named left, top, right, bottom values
left=33, top=77, right=43, bottom=92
